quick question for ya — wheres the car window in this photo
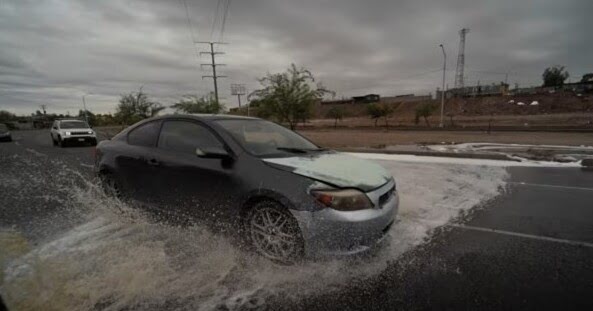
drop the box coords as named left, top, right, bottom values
left=60, top=121, right=89, bottom=129
left=128, top=121, right=161, bottom=147
left=157, top=120, right=222, bottom=154
left=215, top=119, right=319, bottom=156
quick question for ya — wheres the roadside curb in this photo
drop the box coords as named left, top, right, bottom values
left=338, top=148, right=521, bottom=162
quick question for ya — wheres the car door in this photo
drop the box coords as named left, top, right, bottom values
left=114, top=120, right=162, bottom=205
left=150, top=119, right=236, bottom=221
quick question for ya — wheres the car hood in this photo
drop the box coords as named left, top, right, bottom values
left=60, top=128, right=92, bottom=132
left=263, top=152, right=392, bottom=192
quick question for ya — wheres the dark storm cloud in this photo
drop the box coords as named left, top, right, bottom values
left=0, top=0, right=591, bottom=114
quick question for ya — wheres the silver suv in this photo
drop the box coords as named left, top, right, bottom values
left=50, top=119, right=97, bottom=147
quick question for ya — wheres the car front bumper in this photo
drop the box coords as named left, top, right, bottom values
left=62, top=135, right=96, bottom=143
left=291, top=179, right=399, bottom=259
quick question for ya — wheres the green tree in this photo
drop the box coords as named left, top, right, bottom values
left=0, top=110, right=15, bottom=122
left=171, top=93, right=225, bottom=114
left=78, top=109, right=96, bottom=126
left=542, top=65, right=569, bottom=87
left=326, top=107, right=345, bottom=128
left=367, top=103, right=394, bottom=127
left=581, top=73, right=593, bottom=83
left=115, top=87, right=164, bottom=125
left=249, top=64, right=333, bottom=130
left=415, top=104, right=436, bottom=127
left=367, top=103, right=382, bottom=127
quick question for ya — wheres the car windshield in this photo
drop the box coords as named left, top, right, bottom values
left=60, top=121, right=89, bottom=129
left=215, top=119, right=321, bottom=157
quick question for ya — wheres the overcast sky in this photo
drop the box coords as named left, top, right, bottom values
left=0, top=0, right=591, bottom=115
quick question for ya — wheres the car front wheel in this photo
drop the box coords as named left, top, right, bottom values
left=57, top=136, right=66, bottom=148
left=244, top=201, right=305, bottom=263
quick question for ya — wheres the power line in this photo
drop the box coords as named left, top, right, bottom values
left=210, top=0, right=222, bottom=40
left=181, top=0, right=200, bottom=63
left=219, top=0, right=232, bottom=42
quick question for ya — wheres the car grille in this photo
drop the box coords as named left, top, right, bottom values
left=71, top=131, right=91, bottom=135
left=378, top=186, right=395, bottom=207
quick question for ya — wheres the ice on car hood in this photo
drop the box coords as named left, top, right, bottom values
left=263, top=152, right=392, bottom=191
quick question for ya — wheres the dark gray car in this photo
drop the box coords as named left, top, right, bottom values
left=0, top=124, right=12, bottom=142
left=95, top=114, right=398, bottom=262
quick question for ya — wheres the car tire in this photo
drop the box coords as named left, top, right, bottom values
left=90, top=138, right=97, bottom=146
left=244, top=200, right=305, bottom=263
left=57, top=136, right=66, bottom=148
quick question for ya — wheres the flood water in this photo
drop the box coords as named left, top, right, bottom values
left=0, top=151, right=507, bottom=310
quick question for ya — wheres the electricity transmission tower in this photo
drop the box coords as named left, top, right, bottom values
left=454, top=28, right=470, bottom=89
left=197, top=41, right=227, bottom=104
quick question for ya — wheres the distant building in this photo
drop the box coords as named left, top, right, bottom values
left=352, top=94, right=380, bottom=104
left=382, top=94, right=432, bottom=104
left=320, top=98, right=354, bottom=105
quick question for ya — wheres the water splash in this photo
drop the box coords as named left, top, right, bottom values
left=0, top=152, right=508, bottom=310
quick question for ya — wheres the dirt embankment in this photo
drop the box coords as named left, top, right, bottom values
left=298, top=129, right=593, bottom=148
left=312, top=92, right=593, bottom=129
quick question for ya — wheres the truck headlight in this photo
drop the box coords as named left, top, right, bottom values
left=310, top=189, right=373, bottom=211
left=65, top=131, right=71, bottom=136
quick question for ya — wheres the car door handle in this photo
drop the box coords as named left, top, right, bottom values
left=146, top=158, right=160, bottom=166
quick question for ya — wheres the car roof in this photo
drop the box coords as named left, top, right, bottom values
left=156, top=114, right=260, bottom=122
left=57, top=119, right=86, bottom=122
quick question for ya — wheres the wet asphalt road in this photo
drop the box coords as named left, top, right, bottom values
left=2, top=129, right=593, bottom=310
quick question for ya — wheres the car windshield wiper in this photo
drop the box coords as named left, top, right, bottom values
left=276, top=147, right=327, bottom=154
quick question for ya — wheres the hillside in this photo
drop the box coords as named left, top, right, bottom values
left=311, top=91, right=593, bottom=129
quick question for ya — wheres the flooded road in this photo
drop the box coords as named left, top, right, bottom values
left=2, top=130, right=592, bottom=310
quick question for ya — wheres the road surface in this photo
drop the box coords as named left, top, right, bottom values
left=1, top=129, right=592, bottom=310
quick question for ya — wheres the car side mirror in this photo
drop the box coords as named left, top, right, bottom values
left=195, top=146, right=231, bottom=159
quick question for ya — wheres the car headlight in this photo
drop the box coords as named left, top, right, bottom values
left=65, top=131, right=71, bottom=136
left=88, top=131, right=93, bottom=134
left=310, top=189, right=373, bottom=211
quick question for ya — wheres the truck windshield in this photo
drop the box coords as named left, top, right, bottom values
left=60, top=121, right=89, bottom=129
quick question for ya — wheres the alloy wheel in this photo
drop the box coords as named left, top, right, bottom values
left=247, top=202, right=303, bottom=262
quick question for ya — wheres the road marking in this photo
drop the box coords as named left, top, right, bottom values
left=449, top=224, right=593, bottom=248
left=508, top=181, right=593, bottom=192
left=80, top=163, right=94, bottom=169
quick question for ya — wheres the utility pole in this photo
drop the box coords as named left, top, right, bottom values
left=439, top=44, right=446, bottom=128
left=82, top=93, right=92, bottom=123
left=197, top=41, right=227, bottom=104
